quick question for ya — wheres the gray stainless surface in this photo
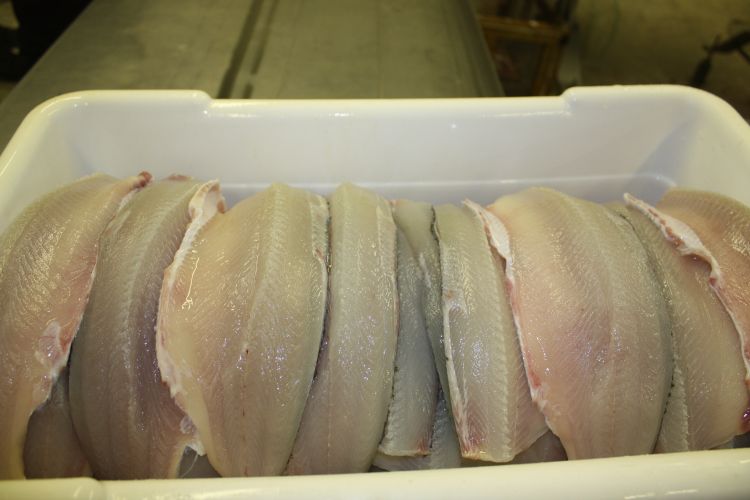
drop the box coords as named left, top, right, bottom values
left=229, top=0, right=502, bottom=99
left=0, top=0, right=502, bottom=149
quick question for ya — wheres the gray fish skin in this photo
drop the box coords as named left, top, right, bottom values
left=510, top=431, right=567, bottom=464
left=434, top=202, right=546, bottom=463
left=614, top=199, right=750, bottom=450
left=23, top=371, right=91, bottom=478
left=158, top=183, right=328, bottom=477
left=0, top=172, right=150, bottom=479
left=69, top=178, right=216, bottom=479
left=287, top=183, right=398, bottom=474
left=178, top=449, right=220, bottom=478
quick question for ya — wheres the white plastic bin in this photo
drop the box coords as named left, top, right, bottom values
left=1, top=85, right=749, bottom=498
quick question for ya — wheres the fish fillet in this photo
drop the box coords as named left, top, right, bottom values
left=23, top=372, right=90, bottom=478
left=377, top=200, right=453, bottom=466
left=434, top=202, right=547, bottom=463
left=69, top=178, right=220, bottom=478
left=378, top=228, right=438, bottom=457
left=157, top=183, right=328, bottom=476
left=0, top=172, right=150, bottom=479
left=391, top=200, right=461, bottom=462
left=373, top=391, right=461, bottom=471
left=391, top=200, right=447, bottom=405
left=636, top=189, right=750, bottom=385
left=287, top=183, right=398, bottom=474
left=487, top=187, right=672, bottom=459
left=613, top=200, right=750, bottom=450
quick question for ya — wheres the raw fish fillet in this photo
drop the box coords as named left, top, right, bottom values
left=157, top=183, right=328, bottom=476
left=287, top=183, right=397, bottom=474
left=613, top=200, right=750, bottom=451
left=434, top=202, right=546, bottom=463
left=391, top=200, right=461, bottom=462
left=23, top=372, right=90, bottom=478
left=636, top=189, right=750, bottom=385
left=486, top=188, right=672, bottom=459
left=378, top=228, right=438, bottom=457
left=391, top=201, right=448, bottom=406
left=382, top=418, right=567, bottom=471
left=69, top=178, right=219, bottom=478
left=373, top=391, right=461, bottom=471
left=0, top=172, right=150, bottom=479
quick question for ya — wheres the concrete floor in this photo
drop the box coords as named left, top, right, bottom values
left=0, top=0, right=747, bottom=117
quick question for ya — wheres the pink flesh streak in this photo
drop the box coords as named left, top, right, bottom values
left=625, top=193, right=750, bottom=384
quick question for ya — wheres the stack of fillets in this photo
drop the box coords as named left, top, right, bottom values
left=0, top=174, right=748, bottom=479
